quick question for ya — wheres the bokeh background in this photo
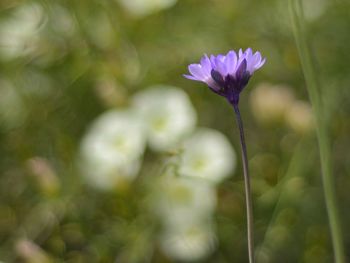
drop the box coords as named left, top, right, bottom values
left=0, top=0, right=349, bottom=262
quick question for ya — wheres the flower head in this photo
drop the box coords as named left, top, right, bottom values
left=184, top=48, right=265, bottom=105
left=152, top=175, right=217, bottom=227
left=79, top=110, right=146, bottom=191
left=159, top=221, right=216, bottom=261
left=179, top=128, right=236, bottom=184
left=132, top=86, right=196, bottom=151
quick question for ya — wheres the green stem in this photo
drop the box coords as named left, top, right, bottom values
left=288, top=1, right=345, bottom=262
left=233, top=103, right=255, bottom=263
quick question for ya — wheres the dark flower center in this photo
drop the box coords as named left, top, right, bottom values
left=210, top=59, right=251, bottom=105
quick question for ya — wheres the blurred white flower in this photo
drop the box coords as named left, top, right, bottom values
left=179, top=128, right=236, bottom=184
left=154, top=176, right=217, bottom=227
left=250, top=83, right=295, bottom=124
left=160, top=222, right=216, bottom=262
left=132, top=86, right=197, bottom=151
left=117, top=0, right=177, bottom=17
left=80, top=110, right=146, bottom=190
left=82, top=157, right=143, bottom=191
left=0, top=2, right=46, bottom=60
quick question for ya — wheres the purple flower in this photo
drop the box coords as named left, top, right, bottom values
left=184, top=48, right=266, bottom=105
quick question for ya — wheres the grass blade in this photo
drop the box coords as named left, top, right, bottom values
left=288, top=1, right=346, bottom=262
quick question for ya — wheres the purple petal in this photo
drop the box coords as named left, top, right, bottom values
left=211, top=70, right=225, bottom=86
left=236, top=59, right=247, bottom=79
left=184, top=49, right=265, bottom=93
left=245, top=48, right=253, bottom=58
left=256, top=57, right=266, bottom=69
left=216, top=54, right=225, bottom=62
left=206, top=78, right=222, bottom=92
left=225, top=50, right=238, bottom=75
left=237, top=49, right=246, bottom=65
left=188, top=64, right=206, bottom=81
left=215, top=56, right=227, bottom=76
left=247, top=53, right=266, bottom=74
left=200, top=54, right=212, bottom=76
left=255, top=53, right=263, bottom=66
left=210, top=55, right=216, bottom=68
left=246, top=52, right=260, bottom=73
left=183, top=74, right=200, bottom=81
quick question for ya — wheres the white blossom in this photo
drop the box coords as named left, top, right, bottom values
left=160, top=222, right=216, bottom=262
left=0, top=3, right=46, bottom=59
left=179, top=128, right=236, bottom=184
left=132, top=86, right=196, bottom=151
left=80, top=110, right=146, bottom=190
left=153, top=175, right=217, bottom=227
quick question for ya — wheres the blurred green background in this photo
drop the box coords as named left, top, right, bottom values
left=0, top=0, right=349, bottom=262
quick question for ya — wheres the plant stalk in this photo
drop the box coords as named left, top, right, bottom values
left=289, top=0, right=345, bottom=262
left=233, top=103, right=255, bottom=263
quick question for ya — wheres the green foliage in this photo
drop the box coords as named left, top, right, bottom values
left=0, top=0, right=349, bottom=262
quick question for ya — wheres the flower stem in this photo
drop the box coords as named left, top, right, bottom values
left=233, top=103, right=255, bottom=263
left=289, top=0, right=345, bottom=262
